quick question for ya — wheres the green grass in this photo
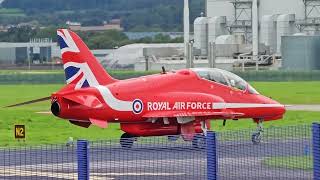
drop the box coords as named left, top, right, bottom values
left=0, top=8, right=23, bottom=14
left=0, top=70, right=63, bottom=75
left=263, top=156, right=313, bottom=170
left=0, top=84, right=122, bottom=147
left=0, top=82, right=320, bottom=147
left=212, top=110, right=320, bottom=132
left=0, top=8, right=25, bottom=17
left=252, top=82, right=320, bottom=104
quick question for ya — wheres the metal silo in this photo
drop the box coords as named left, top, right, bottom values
left=208, top=16, right=227, bottom=43
left=194, top=17, right=208, bottom=55
left=276, top=14, right=296, bottom=54
left=261, top=15, right=278, bottom=54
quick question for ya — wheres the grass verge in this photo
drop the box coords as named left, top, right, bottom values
left=263, top=156, right=313, bottom=171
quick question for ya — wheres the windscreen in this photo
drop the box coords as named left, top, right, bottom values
left=192, top=68, right=259, bottom=94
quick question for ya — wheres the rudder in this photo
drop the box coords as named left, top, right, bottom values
left=57, top=29, right=116, bottom=89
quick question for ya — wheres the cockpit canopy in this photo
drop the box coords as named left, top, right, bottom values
left=191, top=68, right=259, bottom=94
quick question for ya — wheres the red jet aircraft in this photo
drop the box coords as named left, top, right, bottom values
left=7, top=29, right=286, bottom=148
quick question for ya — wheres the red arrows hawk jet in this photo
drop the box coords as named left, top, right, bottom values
left=7, top=29, right=286, bottom=148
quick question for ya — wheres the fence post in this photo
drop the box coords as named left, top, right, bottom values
left=77, top=140, right=89, bottom=180
left=313, top=123, right=320, bottom=180
left=206, top=131, right=217, bottom=180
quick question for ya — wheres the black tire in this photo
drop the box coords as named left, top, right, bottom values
left=251, top=132, right=262, bottom=145
left=192, top=134, right=206, bottom=149
left=120, top=133, right=135, bottom=148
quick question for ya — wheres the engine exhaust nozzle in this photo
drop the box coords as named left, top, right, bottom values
left=51, top=101, right=60, bottom=117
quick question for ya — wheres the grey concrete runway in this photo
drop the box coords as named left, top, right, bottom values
left=0, top=136, right=313, bottom=180
left=286, top=104, right=320, bottom=111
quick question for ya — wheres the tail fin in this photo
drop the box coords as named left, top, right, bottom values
left=57, top=29, right=116, bottom=89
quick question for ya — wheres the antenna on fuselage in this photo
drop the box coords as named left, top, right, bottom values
left=161, top=66, right=166, bottom=74
left=223, top=119, right=227, bottom=127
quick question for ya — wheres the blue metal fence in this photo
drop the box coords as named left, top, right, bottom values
left=313, top=123, right=320, bottom=180
left=1, top=123, right=320, bottom=179
left=0, top=144, right=77, bottom=179
left=217, top=125, right=312, bottom=180
left=89, top=136, right=207, bottom=180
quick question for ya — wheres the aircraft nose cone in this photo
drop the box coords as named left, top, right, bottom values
left=279, top=104, right=286, bottom=115
left=273, top=102, right=286, bottom=119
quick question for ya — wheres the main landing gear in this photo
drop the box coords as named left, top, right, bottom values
left=120, top=133, right=136, bottom=148
left=251, top=119, right=264, bottom=145
left=192, top=121, right=207, bottom=149
left=192, top=134, right=206, bottom=149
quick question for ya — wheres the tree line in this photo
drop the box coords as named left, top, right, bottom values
left=1, top=0, right=204, bottom=32
left=0, top=26, right=183, bottom=49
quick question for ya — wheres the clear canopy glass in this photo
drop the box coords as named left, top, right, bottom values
left=191, top=68, right=259, bottom=94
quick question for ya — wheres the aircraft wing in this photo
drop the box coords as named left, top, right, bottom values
left=143, top=111, right=244, bottom=119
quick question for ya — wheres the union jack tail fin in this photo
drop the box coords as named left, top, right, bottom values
left=57, top=29, right=116, bottom=89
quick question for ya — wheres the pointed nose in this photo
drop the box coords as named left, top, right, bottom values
left=272, top=100, right=286, bottom=119
left=260, top=95, right=286, bottom=120
left=278, top=103, right=286, bottom=116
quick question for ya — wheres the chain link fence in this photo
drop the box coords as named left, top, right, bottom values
left=89, top=136, right=207, bottom=180
left=217, top=125, right=313, bottom=180
left=0, top=144, right=77, bottom=179
left=0, top=124, right=319, bottom=180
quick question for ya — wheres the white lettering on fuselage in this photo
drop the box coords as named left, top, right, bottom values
left=147, top=102, right=214, bottom=111
left=146, top=102, right=283, bottom=111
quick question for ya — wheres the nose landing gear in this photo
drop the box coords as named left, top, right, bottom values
left=252, top=119, right=264, bottom=145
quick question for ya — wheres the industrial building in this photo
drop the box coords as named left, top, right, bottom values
left=133, top=0, right=320, bottom=71
left=0, top=38, right=113, bottom=69
left=201, top=0, right=320, bottom=70
left=0, top=39, right=59, bottom=65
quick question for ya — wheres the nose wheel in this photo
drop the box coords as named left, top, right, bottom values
left=252, top=119, right=264, bottom=145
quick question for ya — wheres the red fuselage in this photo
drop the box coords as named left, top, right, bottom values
left=51, top=69, right=285, bottom=137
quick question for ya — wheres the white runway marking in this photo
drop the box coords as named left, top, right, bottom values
left=0, top=160, right=190, bottom=179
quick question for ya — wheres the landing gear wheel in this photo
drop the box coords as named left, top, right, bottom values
left=251, top=119, right=264, bottom=145
left=120, top=133, right=135, bottom=148
left=251, top=132, right=262, bottom=145
left=192, top=134, right=206, bottom=149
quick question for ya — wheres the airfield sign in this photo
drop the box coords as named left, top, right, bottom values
left=15, top=125, right=25, bottom=139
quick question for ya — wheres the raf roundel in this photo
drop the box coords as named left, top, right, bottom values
left=132, top=99, right=143, bottom=114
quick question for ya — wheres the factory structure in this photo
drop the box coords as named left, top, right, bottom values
left=135, top=0, right=320, bottom=71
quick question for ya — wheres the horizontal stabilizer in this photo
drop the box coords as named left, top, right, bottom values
left=69, top=120, right=91, bottom=128
left=4, top=96, right=51, bottom=108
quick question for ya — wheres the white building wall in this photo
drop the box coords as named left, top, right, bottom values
left=206, top=0, right=234, bottom=21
